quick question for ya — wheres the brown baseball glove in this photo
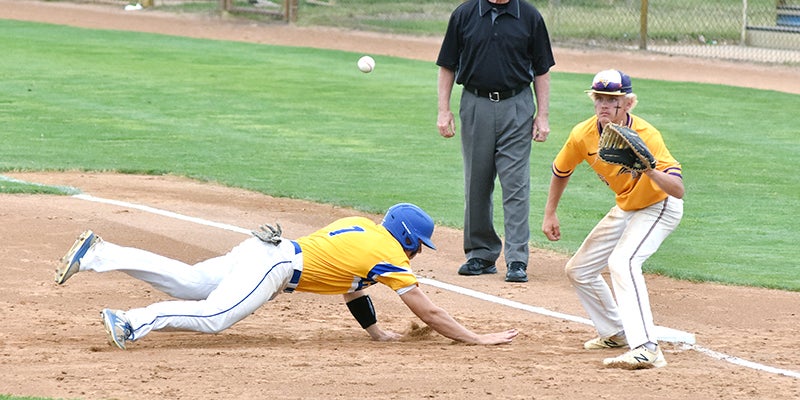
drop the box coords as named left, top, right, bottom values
left=598, top=123, right=656, bottom=171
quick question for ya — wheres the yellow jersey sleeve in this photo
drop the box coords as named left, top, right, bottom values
left=552, top=115, right=682, bottom=211
left=294, top=217, right=418, bottom=295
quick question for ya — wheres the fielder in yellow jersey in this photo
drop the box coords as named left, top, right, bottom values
left=551, top=114, right=682, bottom=211
left=542, top=70, right=685, bottom=370
left=55, top=203, right=518, bottom=349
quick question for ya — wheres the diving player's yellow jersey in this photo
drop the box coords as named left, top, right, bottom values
left=552, top=114, right=682, bottom=211
left=293, top=217, right=418, bottom=295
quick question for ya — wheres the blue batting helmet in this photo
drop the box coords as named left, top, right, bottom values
left=381, top=203, right=437, bottom=253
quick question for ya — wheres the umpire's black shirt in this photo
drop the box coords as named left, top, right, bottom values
left=437, top=0, right=555, bottom=92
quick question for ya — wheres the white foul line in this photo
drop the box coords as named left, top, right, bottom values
left=73, top=194, right=251, bottom=235
left=684, top=344, right=800, bottom=379
left=417, top=277, right=696, bottom=346
left=417, top=277, right=592, bottom=325
left=72, top=193, right=800, bottom=380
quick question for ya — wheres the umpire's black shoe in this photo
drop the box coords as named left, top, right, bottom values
left=458, top=258, right=497, bottom=276
left=505, top=262, right=528, bottom=282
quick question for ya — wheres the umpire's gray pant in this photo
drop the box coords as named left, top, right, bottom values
left=459, top=86, right=534, bottom=265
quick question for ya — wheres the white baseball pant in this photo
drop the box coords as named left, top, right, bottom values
left=564, top=196, right=683, bottom=348
left=79, top=237, right=302, bottom=341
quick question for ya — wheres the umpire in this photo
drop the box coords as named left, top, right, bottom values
left=436, top=0, right=555, bottom=282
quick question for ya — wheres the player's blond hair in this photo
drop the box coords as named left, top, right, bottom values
left=588, top=92, right=638, bottom=111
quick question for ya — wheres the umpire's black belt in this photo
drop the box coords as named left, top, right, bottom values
left=463, top=84, right=529, bottom=102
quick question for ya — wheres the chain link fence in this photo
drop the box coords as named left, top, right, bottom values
left=74, top=0, right=800, bottom=65
left=643, top=0, right=800, bottom=64
left=288, top=0, right=800, bottom=64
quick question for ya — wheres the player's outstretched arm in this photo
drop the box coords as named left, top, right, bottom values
left=400, top=286, right=518, bottom=345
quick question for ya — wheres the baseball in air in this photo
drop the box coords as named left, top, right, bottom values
left=357, top=56, right=375, bottom=73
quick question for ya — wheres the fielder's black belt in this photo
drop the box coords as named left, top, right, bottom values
left=463, top=84, right=529, bottom=102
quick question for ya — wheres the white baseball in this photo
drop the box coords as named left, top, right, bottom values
left=357, top=56, right=375, bottom=73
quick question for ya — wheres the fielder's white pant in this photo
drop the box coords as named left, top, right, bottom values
left=565, top=196, right=683, bottom=349
left=79, top=237, right=302, bottom=341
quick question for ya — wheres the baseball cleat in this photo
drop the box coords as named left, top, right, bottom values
left=584, top=333, right=628, bottom=350
left=55, top=230, right=101, bottom=285
left=458, top=258, right=497, bottom=276
left=101, top=309, right=133, bottom=350
left=602, top=345, right=667, bottom=369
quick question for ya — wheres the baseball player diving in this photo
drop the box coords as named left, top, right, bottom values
left=541, top=70, right=684, bottom=369
left=54, top=203, right=518, bottom=349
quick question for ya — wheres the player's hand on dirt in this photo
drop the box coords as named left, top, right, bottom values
left=365, top=324, right=402, bottom=341
left=542, top=214, right=561, bottom=241
left=476, top=328, right=519, bottom=345
left=437, top=110, right=456, bottom=138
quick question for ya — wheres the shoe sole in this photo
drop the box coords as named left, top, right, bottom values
left=55, top=231, right=96, bottom=284
left=603, top=358, right=667, bottom=369
left=505, top=274, right=528, bottom=282
left=101, top=309, right=127, bottom=350
left=603, top=349, right=667, bottom=369
left=457, top=265, right=497, bottom=276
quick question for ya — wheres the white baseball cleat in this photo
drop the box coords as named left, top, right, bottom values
left=584, top=333, right=628, bottom=350
left=101, top=309, right=133, bottom=350
left=603, top=345, right=667, bottom=369
left=55, top=230, right=101, bottom=285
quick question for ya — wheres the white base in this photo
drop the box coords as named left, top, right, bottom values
left=654, top=325, right=696, bottom=344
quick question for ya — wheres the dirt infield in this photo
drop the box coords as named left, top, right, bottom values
left=3, top=172, right=799, bottom=399
left=1, top=2, right=799, bottom=399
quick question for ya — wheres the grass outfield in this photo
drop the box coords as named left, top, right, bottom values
left=1, top=19, right=798, bottom=291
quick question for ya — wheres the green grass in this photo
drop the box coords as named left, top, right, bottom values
left=1, top=19, right=798, bottom=292
left=0, top=176, right=78, bottom=195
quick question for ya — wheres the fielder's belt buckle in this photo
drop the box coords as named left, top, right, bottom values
left=489, top=91, right=501, bottom=102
